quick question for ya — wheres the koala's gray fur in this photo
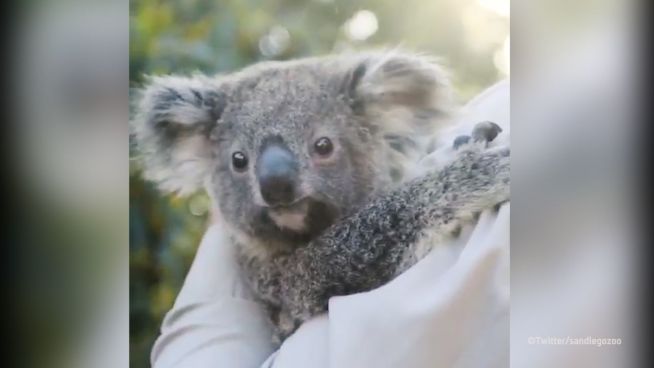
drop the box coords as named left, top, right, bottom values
left=132, top=50, right=510, bottom=344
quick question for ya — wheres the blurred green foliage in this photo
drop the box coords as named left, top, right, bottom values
left=130, top=0, right=508, bottom=366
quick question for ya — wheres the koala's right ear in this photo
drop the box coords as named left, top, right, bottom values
left=132, top=75, right=226, bottom=195
left=343, top=51, right=453, bottom=136
left=339, top=51, right=454, bottom=182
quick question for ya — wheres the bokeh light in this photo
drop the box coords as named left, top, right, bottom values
left=478, top=0, right=510, bottom=17
left=344, top=10, right=379, bottom=41
left=259, top=26, right=291, bottom=57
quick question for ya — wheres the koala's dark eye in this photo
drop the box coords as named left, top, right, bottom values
left=231, top=151, right=249, bottom=171
left=314, top=137, right=334, bottom=156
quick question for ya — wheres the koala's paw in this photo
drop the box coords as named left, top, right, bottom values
left=453, top=121, right=509, bottom=201
left=444, top=144, right=510, bottom=214
left=452, top=121, right=503, bottom=150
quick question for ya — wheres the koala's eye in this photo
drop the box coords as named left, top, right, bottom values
left=231, top=151, right=249, bottom=171
left=313, top=137, right=334, bottom=157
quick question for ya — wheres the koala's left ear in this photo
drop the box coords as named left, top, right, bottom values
left=132, top=75, right=226, bottom=195
left=344, top=51, right=453, bottom=137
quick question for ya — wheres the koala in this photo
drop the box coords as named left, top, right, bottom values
left=132, top=51, right=510, bottom=344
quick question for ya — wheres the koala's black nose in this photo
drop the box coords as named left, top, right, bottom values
left=256, top=145, right=299, bottom=206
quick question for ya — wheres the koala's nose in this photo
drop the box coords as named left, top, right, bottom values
left=256, top=145, right=299, bottom=206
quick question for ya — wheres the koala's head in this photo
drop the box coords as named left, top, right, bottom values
left=133, top=51, right=451, bottom=251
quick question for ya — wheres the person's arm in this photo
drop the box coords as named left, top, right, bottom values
left=150, top=224, right=275, bottom=368
left=151, top=204, right=509, bottom=368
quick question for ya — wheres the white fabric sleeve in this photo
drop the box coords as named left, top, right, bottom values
left=151, top=79, right=510, bottom=368
left=150, top=225, right=275, bottom=368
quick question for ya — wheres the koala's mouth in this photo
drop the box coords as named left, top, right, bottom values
left=265, top=197, right=340, bottom=237
left=267, top=198, right=311, bottom=232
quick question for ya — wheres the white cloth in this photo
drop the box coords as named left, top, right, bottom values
left=151, top=80, right=510, bottom=368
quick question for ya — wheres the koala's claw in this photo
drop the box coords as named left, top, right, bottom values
left=452, top=135, right=471, bottom=149
left=471, top=121, right=502, bottom=144
left=453, top=121, right=503, bottom=150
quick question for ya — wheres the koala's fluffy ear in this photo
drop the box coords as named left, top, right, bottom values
left=343, top=51, right=453, bottom=182
left=344, top=51, right=452, bottom=137
left=132, top=75, right=226, bottom=195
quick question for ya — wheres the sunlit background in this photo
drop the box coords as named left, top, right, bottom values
left=129, top=0, right=509, bottom=366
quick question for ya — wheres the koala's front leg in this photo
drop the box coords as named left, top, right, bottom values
left=255, top=145, right=510, bottom=340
